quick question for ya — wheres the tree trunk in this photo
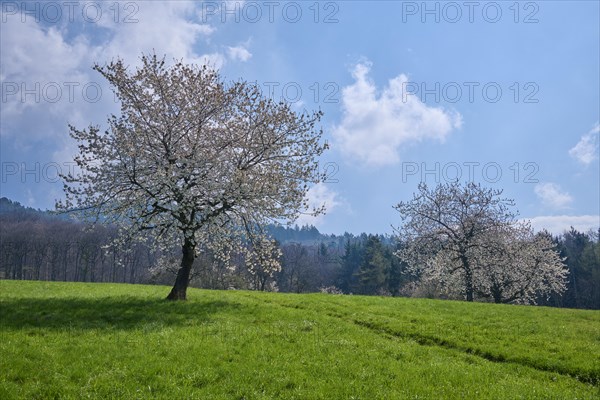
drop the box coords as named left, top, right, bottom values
left=461, top=254, right=474, bottom=302
left=465, top=280, right=474, bottom=301
left=491, top=282, right=503, bottom=303
left=166, top=238, right=195, bottom=301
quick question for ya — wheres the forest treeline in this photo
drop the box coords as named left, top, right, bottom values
left=1, top=197, right=598, bottom=309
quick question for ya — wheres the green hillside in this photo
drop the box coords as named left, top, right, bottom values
left=1, top=280, right=598, bottom=399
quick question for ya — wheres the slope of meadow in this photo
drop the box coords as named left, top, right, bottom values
left=0, top=280, right=598, bottom=399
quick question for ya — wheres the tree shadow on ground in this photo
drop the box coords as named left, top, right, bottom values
left=0, top=296, right=243, bottom=331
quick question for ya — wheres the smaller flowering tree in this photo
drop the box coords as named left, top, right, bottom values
left=394, top=182, right=568, bottom=304
left=475, top=225, right=568, bottom=304
left=245, top=237, right=282, bottom=291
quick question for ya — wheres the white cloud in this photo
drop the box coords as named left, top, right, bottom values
left=332, top=61, right=462, bottom=167
left=0, top=1, right=220, bottom=141
left=526, top=215, right=599, bottom=236
left=0, top=1, right=231, bottom=147
left=569, top=122, right=600, bottom=165
left=227, top=45, right=252, bottom=62
left=295, top=183, right=341, bottom=227
left=534, top=183, right=573, bottom=209
left=0, top=19, right=90, bottom=104
left=98, top=1, right=215, bottom=66
left=0, top=1, right=234, bottom=212
left=0, top=17, right=108, bottom=143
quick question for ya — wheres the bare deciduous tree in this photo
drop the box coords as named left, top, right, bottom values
left=58, top=54, right=327, bottom=300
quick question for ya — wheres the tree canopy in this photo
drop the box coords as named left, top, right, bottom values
left=58, top=54, right=327, bottom=300
left=394, top=182, right=568, bottom=304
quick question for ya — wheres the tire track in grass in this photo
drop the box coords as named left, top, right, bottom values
left=351, top=318, right=598, bottom=387
left=242, top=293, right=599, bottom=387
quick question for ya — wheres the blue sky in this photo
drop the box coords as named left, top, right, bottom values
left=1, top=1, right=599, bottom=235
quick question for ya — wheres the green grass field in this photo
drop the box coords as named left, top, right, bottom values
left=1, top=280, right=598, bottom=399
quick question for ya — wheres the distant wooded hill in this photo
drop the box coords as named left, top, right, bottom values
left=1, top=197, right=597, bottom=309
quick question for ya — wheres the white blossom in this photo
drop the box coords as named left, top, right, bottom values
left=57, top=54, right=327, bottom=299
left=394, top=182, right=568, bottom=304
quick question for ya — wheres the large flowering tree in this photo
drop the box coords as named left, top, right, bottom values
left=58, top=54, right=327, bottom=300
left=394, top=182, right=567, bottom=304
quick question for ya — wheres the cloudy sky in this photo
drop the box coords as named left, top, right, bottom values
left=1, top=1, right=599, bottom=235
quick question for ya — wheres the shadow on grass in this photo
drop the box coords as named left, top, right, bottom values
left=0, top=297, right=243, bottom=331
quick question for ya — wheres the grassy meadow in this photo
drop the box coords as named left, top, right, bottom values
left=0, top=280, right=598, bottom=399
